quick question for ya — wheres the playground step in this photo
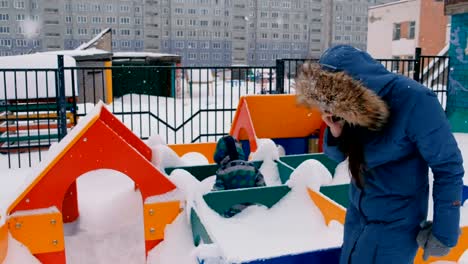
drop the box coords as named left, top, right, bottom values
left=0, top=111, right=75, bottom=122
left=0, top=120, right=74, bottom=132
left=0, top=133, right=59, bottom=143
left=0, top=102, right=75, bottom=112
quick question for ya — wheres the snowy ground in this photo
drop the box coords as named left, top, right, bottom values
left=0, top=95, right=467, bottom=264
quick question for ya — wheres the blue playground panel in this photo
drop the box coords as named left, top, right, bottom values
left=241, top=137, right=317, bottom=158
left=197, top=247, right=341, bottom=264
left=463, top=185, right=468, bottom=205
left=244, top=247, right=341, bottom=264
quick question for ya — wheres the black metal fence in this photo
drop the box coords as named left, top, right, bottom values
left=0, top=48, right=450, bottom=168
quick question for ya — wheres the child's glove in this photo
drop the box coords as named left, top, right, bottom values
left=416, top=221, right=451, bottom=261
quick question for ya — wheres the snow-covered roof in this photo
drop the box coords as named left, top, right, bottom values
left=369, top=0, right=412, bottom=10
left=43, top=48, right=111, bottom=58
left=0, top=103, right=105, bottom=225
left=0, top=53, right=78, bottom=99
left=76, top=28, right=111, bottom=51
left=113, top=52, right=181, bottom=59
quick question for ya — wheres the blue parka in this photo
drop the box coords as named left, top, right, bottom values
left=321, top=45, right=464, bottom=264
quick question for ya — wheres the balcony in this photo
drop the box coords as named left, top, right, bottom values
left=445, top=0, right=468, bottom=15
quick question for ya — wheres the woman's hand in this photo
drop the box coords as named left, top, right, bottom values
left=322, top=113, right=344, bottom=138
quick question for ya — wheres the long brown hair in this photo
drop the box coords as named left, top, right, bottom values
left=339, top=123, right=366, bottom=188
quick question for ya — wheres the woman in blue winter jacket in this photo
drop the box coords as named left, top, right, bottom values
left=295, top=45, right=464, bottom=264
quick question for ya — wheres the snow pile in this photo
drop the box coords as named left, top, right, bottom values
left=147, top=135, right=209, bottom=169
left=461, top=201, right=468, bottom=227
left=287, top=159, right=333, bottom=191
left=63, top=170, right=146, bottom=264
left=2, top=234, right=40, bottom=264
left=181, top=152, right=209, bottom=166
left=454, top=133, right=468, bottom=186
left=250, top=138, right=282, bottom=186
left=147, top=213, right=198, bottom=264
left=330, top=159, right=351, bottom=185
left=193, top=186, right=343, bottom=263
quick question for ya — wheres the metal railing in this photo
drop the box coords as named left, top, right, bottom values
left=0, top=48, right=450, bottom=168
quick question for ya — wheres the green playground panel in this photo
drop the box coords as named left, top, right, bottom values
left=203, top=185, right=292, bottom=216
left=164, top=161, right=263, bottom=181
left=275, top=159, right=349, bottom=208
left=190, top=208, right=213, bottom=247
left=0, top=102, right=76, bottom=112
left=320, top=184, right=349, bottom=209
left=279, top=153, right=338, bottom=176
left=0, top=133, right=59, bottom=143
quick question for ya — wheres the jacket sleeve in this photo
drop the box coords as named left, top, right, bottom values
left=323, top=127, right=346, bottom=162
left=255, top=169, right=266, bottom=187
left=406, top=90, right=464, bottom=247
left=212, top=175, right=226, bottom=191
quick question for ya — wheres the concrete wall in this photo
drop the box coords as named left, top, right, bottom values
left=367, top=0, right=420, bottom=58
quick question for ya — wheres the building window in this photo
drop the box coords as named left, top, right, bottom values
left=66, top=28, right=72, bottom=35
left=393, top=23, right=401, bottom=40
left=175, top=8, right=183, bottom=14
left=17, top=26, right=24, bottom=34
left=0, top=14, right=8, bottom=21
left=32, top=40, right=40, bottom=47
left=14, top=1, right=25, bottom=9
left=105, top=4, right=113, bottom=12
left=188, top=53, right=197, bottom=60
left=91, top=28, right=101, bottom=35
left=135, top=30, right=141, bottom=36
left=16, top=39, right=27, bottom=47
left=31, top=1, right=38, bottom=9
left=65, top=16, right=72, bottom=23
left=200, top=53, right=209, bottom=60
left=0, top=39, right=11, bottom=47
left=120, top=17, right=130, bottom=24
left=106, top=17, right=116, bottom=24
left=120, top=5, right=129, bottom=12
left=120, top=29, right=131, bottom=36
left=392, top=56, right=400, bottom=72
left=121, top=40, right=130, bottom=48
left=407, top=55, right=414, bottom=71
left=213, top=42, right=221, bottom=49
left=0, top=1, right=8, bottom=8
left=77, top=4, right=87, bottom=11
left=92, top=4, right=100, bottom=12
left=175, top=41, right=184, bottom=48
left=409, top=21, right=415, bottom=39
left=92, top=17, right=102, bottom=24
left=77, top=16, right=87, bottom=23
left=78, top=28, right=87, bottom=35
left=135, top=18, right=141, bottom=25
left=135, top=6, right=141, bottom=13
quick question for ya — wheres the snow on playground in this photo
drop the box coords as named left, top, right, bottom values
left=1, top=103, right=468, bottom=263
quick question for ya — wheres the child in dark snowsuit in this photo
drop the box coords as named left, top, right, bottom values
left=212, top=135, right=265, bottom=217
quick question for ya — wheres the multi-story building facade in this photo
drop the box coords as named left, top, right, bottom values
left=0, top=0, right=329, bottom=66
left=331, top=0, right=395, bottom=51
left=158, top=0, right=329, bottom=66
left=367, top=0, right=449, bottom=59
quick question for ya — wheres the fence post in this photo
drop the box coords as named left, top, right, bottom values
left=275, top=59, right=285, bottom=94
left=413, top=47, right=422, bottom=83
left=57, top=55, right=67, bottom=140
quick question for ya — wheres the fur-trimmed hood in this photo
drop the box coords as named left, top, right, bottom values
left=295, top=45, right=397, bottom=131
